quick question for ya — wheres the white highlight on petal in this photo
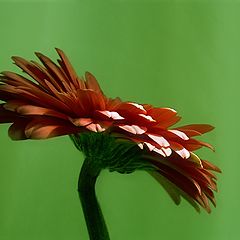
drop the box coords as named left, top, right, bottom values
left=118, top=125, right=146, bottom=134
left=148, top=134, right=170, bottom=147
left=128, top=102, right=146, bottom=112
left=86, top=123, right=106, bottom=132
left=110, top=111, right=125, bottom=120
left=153, top=147, right=172, bottom=157
left=138, top=143, right=144, bottom=149
left=144, top=142, right=155, bottom=151
left=175, top=148, right=190, bottom=159
left=138, top=114, right=156, bottom=122
left=96, top=124, right=106, bottom=132
left=168, top=129, right=189, bottom=140
left=144, top=142, right=172, bottom=158
left=98, top=110, right=125, bottom=120
left=153, top=148, right=166, bottom=157
left=162, top=147, right=172, bottom=157
left=165, top=107, right=177, bottom=113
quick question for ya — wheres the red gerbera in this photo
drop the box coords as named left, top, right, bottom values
left=0, top=49, right=220, bottom=219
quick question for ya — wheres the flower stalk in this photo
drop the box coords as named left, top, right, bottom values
left=78, top=158, right=110, bottom=240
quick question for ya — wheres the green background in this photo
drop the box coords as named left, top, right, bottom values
left=0, top=0, right=238, bottom=239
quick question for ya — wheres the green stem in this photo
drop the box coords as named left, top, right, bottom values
left=78, top=159, right=110, bottom=240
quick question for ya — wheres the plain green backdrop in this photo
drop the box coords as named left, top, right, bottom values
left=0, top=0, right=238, bottom=239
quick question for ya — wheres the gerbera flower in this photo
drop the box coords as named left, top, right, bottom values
left=0, top=49, right=221, bottom=239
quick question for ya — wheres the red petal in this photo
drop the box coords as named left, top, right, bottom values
left=153, top=147, right=172, bottom=157
left=201, top=160, right=222, bottom=173
left=176, top=124, right=214, bottom=134
left=147, top=134, right=170, bottom=147
left=183, top=138, right=215, bottom=151
left=0, top=104, right=19, bottom=123
left=147, top=107, right=176, bottom=120
left=169, top=141, right=190, bottom=159
left=149, top=171, right=201, bottom=212
left=118, top=124, right=147, bottom=134
left=168, top=129, right=189, bottom=140
left=172, top=129, right=202, bottom=137
left=8, top=119, right=30, bottom=140
left=96, top=110, right=124, bottom=120
left=115, top=102, right=147, bottom=115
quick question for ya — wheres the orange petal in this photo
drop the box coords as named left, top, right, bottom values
left=1, top=71, right=44, bottom=90
left=35, top=52, right=69, bottom=88
left=106, top=97, right=122, bottom=110
left=77, top=89, right=106, bottom=114
left=4, top=100, right=28, bottom=111
left=25, top=118, right=80, bottom=139
left=70, top=117, right=93, bottom=127
left=16, top=105, right=69, bottom=120
left=11, top=56, right=50, bottom=89
left=85, top=72, right=103, bottom=93
left=55, top=48, right=78, bottom=86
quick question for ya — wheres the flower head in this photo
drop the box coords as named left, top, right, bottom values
left=0, top=49, right=220, bottom=212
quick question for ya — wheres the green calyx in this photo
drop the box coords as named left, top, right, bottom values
left=70, top=132, right=153, bottom=174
